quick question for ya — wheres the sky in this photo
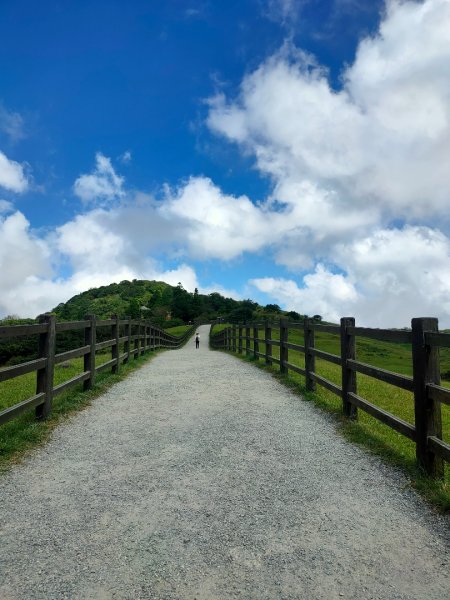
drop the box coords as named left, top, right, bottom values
left=1, top=0, right=450, bottom=328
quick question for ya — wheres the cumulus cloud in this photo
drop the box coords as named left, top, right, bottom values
left=0, top=204, right=203, bottom=318
left=3, top=0, right=450, bottom=328
left=208, top=0, right=450, bottom=220
left=206, top=0, right=450, bottom=326
left=162, top=176, right=284, bottom=260
left=251, top=265, right=359, bottom=324
left=251, top=225, right=450, bottom=327
left=0, top=150, right=28, bottom=192
left=73, top=152, right=125, bottom=204
left=0, top=211, right=53, bottom=315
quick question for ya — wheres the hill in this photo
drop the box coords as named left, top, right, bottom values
left=0, top=279, right=307, bottom=366
left=51, top=279, right=261, bottom=326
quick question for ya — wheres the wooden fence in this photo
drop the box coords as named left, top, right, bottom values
left=210, top=317, right=450, bottom=479
left=0, top=315, right=196, bottom=427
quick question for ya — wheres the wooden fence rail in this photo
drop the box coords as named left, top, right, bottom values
left=0, top=315, right=196, bottom=427
left=210, top=317, right=450, bottom=479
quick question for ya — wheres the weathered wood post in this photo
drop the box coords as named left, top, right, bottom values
left=304, top=317, right=315, bottom=391
left=340, top=317, right=357, bottom=418
left=123, top=316, right=131, bottom=364
left=35, top=313, right=56, bottom=420
left=140, top=320, right=146, bottom=356
left=232, top=325, right=237, bottom=352
left=83, top=314, right=96, bottom=390
left=238, top=325, right=243, bottom=354
left=142, top=321, right=147, bottom=352
left=265, top=321, right=272, bottom=366
left=133, top=320, right=139, bottom=359
left=280, top=320, right=288, bottom=374
left=412, top=317, right=443, bottom=478
left=111, top=314, right=120, bottom=374
left=150, top=323, right=154, bottom=350
left=253, top=325, right=259, bottom=360
left=246, top=325, right=251, bottom=355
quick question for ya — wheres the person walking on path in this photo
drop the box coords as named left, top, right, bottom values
left=195, top=332, right=200, bottom=349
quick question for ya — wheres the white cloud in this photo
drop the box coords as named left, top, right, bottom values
left=251, top=225, right=450, bottom=327
left=73, top=152, right=125, bottom=204
left=161, top=176, right=282, bottom=259
left=251, top=265, right=359, bottom=324
left=120, top=150, right=132, bottom=164
left=0, top=103, right=25, bottom=142
left=0, top=150, right=28, bottom=192
left=3, top=0, right=450, bottom=329
left=0, top=204, right=204, bottom=318
left=0, top=199, right=14, bottom=213
left=208, top=0, right=450, bottom=220
left=206, top=0, right=450, bottom=326
left=0, top=211, right=53, bottom=316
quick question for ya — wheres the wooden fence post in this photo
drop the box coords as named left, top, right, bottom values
left=111, top=314, right=119, bottom=374
left=143, top=322, right=147, bottom=352
left=246, top=325, right=251, bottom=355
left=238, top=325, right=243, bottom=354
left=134, top=321, right=139, bottom=359
left=253, top=325, right=259, bottom=360
left=35, top=313, right=56, bottom=420
left=139, top=321, right=144, bottom=353
left=265, top=322, right=272, bottom=366
left=280, top=320, right=288, bottom=374
left=141, top=320, right=147, bottom=354
left=304, top=318, right=315, bottom=391
left=83, top=314, right=96, bottom=390
left=340, top=317, right=357, bottom=418
left=123, top=316, right=131, bottom=364
left=232, top=325, right=237, bottom=352
left=412, top=317, right=443, bottom=478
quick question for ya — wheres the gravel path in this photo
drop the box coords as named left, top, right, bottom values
left=0, top=324, right=449, bottom=600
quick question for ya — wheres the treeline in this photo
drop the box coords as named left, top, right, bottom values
left=0, top=279, right=314, bottom=366
left=50, top=279, right=311, bottom=326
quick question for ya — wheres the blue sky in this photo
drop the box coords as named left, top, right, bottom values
left=1, top=0, right=450, bottom=327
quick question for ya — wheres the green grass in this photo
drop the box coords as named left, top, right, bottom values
left=0, top=350, right=161, bottom=471
left=213, top=326, right=450, bottom=511
left=165, top=324, right=193, bottom=336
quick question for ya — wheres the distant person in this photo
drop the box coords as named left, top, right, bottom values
left=195, top=332, right=200, bottom=349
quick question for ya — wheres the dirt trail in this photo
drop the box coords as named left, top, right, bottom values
left=0, top=324, right=448, bottom=599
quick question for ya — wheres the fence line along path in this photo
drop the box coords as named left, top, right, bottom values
left=0, top=325, right=448, bottom=599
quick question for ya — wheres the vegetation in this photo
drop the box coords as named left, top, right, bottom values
left=0, top=280, right=270, bottom=367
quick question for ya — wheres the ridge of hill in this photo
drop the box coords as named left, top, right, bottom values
left=50, top=279, right=263, bottom=326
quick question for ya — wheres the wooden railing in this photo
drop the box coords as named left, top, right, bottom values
left=210, top=317, right=450, bottom=479
left=0, top=315, right=196, bottom=427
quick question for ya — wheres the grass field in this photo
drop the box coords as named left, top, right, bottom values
left=212, top=323, right=450, bottom=510
left=165, top=324, right=193, bottom=336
